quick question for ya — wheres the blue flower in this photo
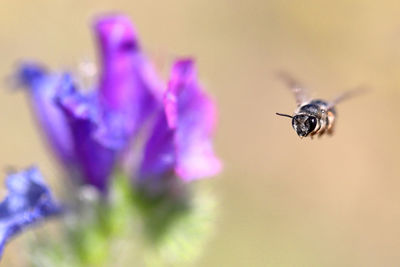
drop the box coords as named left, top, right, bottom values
left=16, top=63, right=76, bottom=168
left=0, top=167, right=61, bottom=258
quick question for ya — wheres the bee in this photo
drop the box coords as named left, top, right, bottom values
left=276, top=72, right=365, bottom=138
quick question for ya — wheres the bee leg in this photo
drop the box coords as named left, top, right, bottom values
left=318, top=128, right=326, bottom=137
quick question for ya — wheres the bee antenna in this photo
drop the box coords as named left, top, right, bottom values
left=276, top=112, right=293, bottom=119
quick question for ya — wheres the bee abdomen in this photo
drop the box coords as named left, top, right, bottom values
left=315, top=110, right=336, bottom=136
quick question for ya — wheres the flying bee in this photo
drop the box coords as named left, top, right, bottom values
left=276, top=72, right=365, bottom=138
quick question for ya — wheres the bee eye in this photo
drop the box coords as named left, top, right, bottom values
left=307, top=117, right=317, bottom=131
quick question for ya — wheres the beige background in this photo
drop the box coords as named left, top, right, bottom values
left=1, top=0, right=400, bottom=266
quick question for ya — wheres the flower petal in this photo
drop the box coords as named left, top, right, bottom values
left=94, top=14, right=164, bottom=137
left=16, top=63, right=75, bottom=167
left=57, top=83, right=119, bottom=192
left=139, top=112, right=175, bottom=180
left=167, top=59, right=222, bottom=180
left=139, top=59, right=221, bottom=182
left=0, top=167, right=61, bottom=259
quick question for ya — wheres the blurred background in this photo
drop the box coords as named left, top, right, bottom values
left=1, top=0, right=400, bottom=266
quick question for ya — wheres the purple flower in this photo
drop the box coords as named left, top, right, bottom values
left=57, top=81, right=120, bottom=192
left=17, top=15, right=163, bottom=192
left=0, top=167, right=61, bottom=258
left=17, top=14, right=221, bottom=195
left=94, top=14, right=164, bottom=137
left=7, top=11, right=222, bottom=265
left=139, top=59, right=221, bottom=184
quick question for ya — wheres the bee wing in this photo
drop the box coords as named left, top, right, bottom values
left=276, top=71, right=310, bottom=106
left=327, top=86, right=368, bottom=109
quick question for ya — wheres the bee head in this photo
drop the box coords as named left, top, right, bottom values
left=292, top=115, right=317, bottom=137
